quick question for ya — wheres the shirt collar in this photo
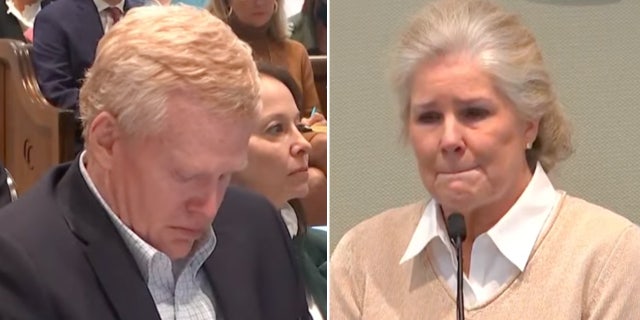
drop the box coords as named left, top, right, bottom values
left=280, top=202, right=299, bottom=238
left=400, top=162, right=557, bottom=271
left=5, top=0, right=40, bottom=28
left=93, top=0, right=124, bottom=14
left=78, top=151, right=216, bottom=281
left=486, top=162, right=558, bottom=271
left=399, top=199, right=448, bottom=264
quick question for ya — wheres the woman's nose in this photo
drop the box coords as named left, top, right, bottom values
left=291, top=128, right=312, bottom=156
left=440, top=116, right=465, bottom=156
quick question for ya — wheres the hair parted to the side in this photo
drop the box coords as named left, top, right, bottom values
left=207, top=0, right=288, bottom=42
left=256, top=63, right=303, bottom=111
left=79, top=5, right=260, bottom=140
left=391, top=0, right=573, bottom=172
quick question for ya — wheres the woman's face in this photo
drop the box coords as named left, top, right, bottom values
left=228, top=0, right=277, bottom=27
left=408, top=54, right=539, bottom=217
left=233, top=74, right=311, bottom=208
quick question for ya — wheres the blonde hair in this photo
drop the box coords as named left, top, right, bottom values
left=79, top=5, right=260, bottom=139
left=208, top=0, right=289, bottom=42
left=391, top=0, right=572, bottom=171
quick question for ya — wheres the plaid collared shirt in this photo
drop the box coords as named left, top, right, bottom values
left=80, top=152, right=219, bottom=320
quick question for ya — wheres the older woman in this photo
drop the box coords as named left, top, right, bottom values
left=330, top=0, right=640, bottom=319
left=208, top=0, right=322, bottom=115
left=232, top=63, right=327, bottom=319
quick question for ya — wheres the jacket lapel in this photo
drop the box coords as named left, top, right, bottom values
left=85, top=239, right=161, bottom=320
left=57, top=158, right=161, bottom=320
left=203, top=207, right=262, bottom=320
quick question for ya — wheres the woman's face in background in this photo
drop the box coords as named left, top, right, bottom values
left=407, top=53, right=539, bottom=218
left=233, top=74, right=311, bottom=208
left=229, top=0, right=277, bottom=27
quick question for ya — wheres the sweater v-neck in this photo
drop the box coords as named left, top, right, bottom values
left=423, top=193, right=566, bottom=313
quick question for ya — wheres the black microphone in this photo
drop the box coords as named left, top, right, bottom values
left=447, top=212, right=467, bottom=320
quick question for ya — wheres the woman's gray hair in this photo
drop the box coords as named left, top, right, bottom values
left=391, top=0, right=572, bottom=171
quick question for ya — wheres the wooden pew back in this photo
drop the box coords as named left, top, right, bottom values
left=0, top=39, right=75, bottom=194
left=310, top=55, right=327, bottom=117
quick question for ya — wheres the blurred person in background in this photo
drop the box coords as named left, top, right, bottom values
left=208, top=0, right=322, bottom=116
left=289, top=0, right=326, bottom=55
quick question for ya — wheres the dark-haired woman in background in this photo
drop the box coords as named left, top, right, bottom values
left=232, top=64, right=326, bottom=319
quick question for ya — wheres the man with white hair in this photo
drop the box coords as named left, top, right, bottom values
left=0, top=5, right=310, bottom=319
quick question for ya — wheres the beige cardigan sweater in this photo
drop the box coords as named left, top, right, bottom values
left=330, top=194, right=640, bottom=319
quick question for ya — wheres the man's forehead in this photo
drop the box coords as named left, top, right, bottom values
left=163, top=135, right=250, bottom=175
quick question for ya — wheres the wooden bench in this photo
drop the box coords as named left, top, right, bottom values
left=310, top=55, right=327, bottom=117
left=0, top=39, right=75, bottom=194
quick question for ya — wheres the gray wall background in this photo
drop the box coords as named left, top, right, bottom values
left=329, top=0, right=640, bottom=250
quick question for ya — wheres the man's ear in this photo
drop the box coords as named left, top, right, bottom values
left=87, top=112, right=121, bottom=169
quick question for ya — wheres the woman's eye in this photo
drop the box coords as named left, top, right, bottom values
left=416, top=111, right=442, bottom=124
left=266, top=123, right=284, bottom=135
left=462, top=107, right=490, bottom=120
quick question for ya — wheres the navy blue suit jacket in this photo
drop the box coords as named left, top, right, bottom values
left=0, top=158, right=311, bottom=319
left=32, top=0, right=140, bottom=114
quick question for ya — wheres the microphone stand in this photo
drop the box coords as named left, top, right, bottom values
left=447, top=213, right=467, bottom=320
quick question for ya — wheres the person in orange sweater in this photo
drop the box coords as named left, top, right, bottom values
left=330, top=0, right=640, bottom=319
left=208, top=0, right=322, bottom=116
